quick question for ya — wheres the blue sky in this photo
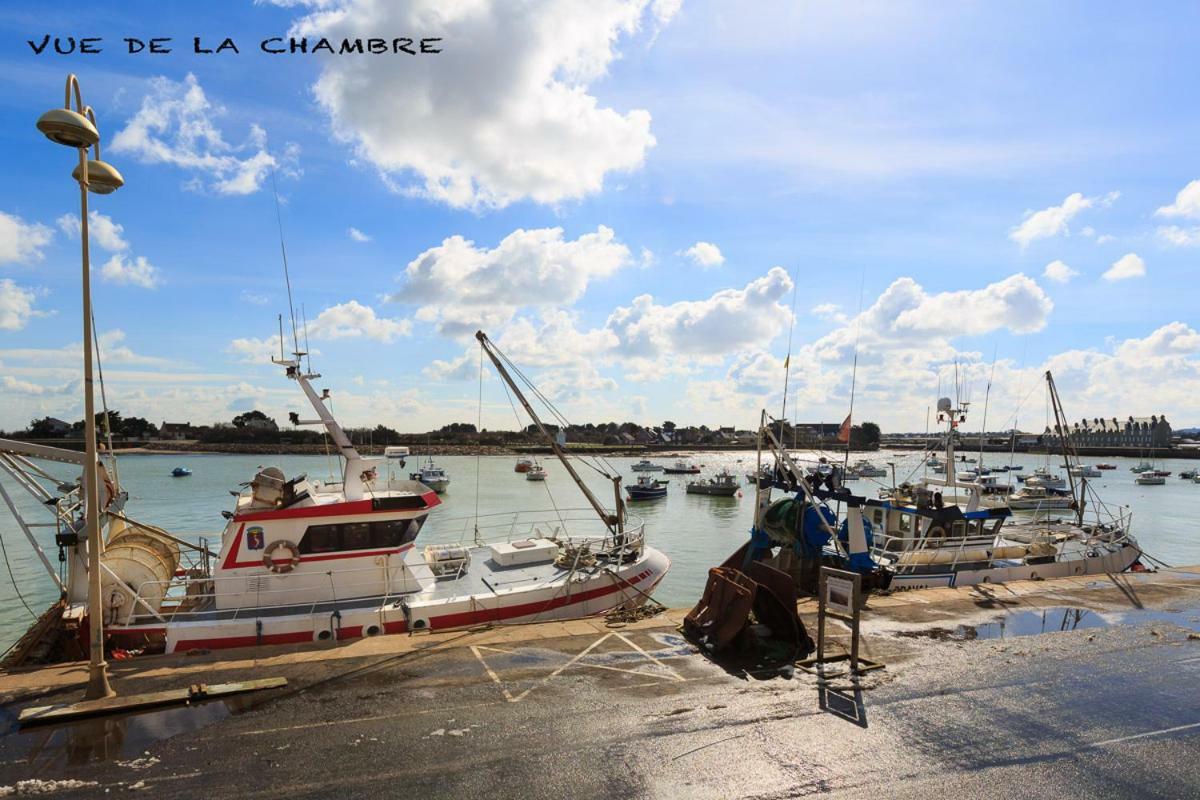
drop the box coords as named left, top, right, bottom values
left=0, top=1, right=1196, bottom=435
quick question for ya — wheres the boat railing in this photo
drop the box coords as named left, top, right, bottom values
left=123, top=558, right=419, bottom=625
left=423, top=508, right=646, bottom=553
left=121, top=511, right=647, bottom=626
left=869, top=512, right=1137, bottom=575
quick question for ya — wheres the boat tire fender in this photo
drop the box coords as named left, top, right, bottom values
left=263, top=539, right=300, bottom=574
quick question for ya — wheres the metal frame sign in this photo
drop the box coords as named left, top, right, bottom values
left=798, top=566, right=883, bottom=677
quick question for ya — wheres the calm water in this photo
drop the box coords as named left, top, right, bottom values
left=2, top=450, right=1197, bottom=651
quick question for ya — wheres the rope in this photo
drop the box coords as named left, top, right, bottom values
left=0, top=525, right=38, bottom=621
left=474, top=345, right=484, bottom=545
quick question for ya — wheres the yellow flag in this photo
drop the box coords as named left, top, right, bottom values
left=783, top=354, right=790, bottom=369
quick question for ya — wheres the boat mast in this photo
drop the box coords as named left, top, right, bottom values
left=476, top=331, right=623, bottom=534
left=1045, top=370, right=1084, bottom=524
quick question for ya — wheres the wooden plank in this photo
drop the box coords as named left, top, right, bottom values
left=18, top=676, right=287, bottom=727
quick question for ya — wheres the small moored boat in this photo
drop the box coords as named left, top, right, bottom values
left=663, top=459, right=700, bottom=475
left=630, top=459, right=664, bottom=472
left=526, top=463, right=548, bottom=481
left=171, top=466, right=191, bottom=477
left=626, top=475, right=668, bottom=500
left=410, top=456, right=450, bottom=494
left=686, top=470, right=739, bottom=497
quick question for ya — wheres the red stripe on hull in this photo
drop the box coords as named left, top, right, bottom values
left=157, top=567, right=658, bottom=653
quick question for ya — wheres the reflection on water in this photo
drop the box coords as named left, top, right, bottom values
left=7, top=695, right=258, bottom=768
left=895, top=605, right=1200, bottom=642
left=2, top=450, right=1199, bottom=649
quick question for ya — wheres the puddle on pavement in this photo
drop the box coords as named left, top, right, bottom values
left=1, top=694, right=263, bottom=769
left=894, top=606, right=1200, bottom=642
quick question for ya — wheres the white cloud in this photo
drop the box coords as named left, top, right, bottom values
left=56, top=211, right=129, bottom=252
left=1096, top=234, right=1115, bottom=244
left=111, top=73, right=297, bottom=196
left=288, top=0, right=663, bottom=208
left=240, top=290, right=270, bottom=305
left=308, top=300, right=411, bottom=342
left=1042, top=260, right=1080, bottom=284
left=0, top=279, right=44, bottom=331
left=99, top=254, right=162, bottom=289
left=1157, top=225, right=1200, bottom=247
left=348, top=227, right=371, bottom=243
left=807, top=273, right=1052, bottom=366
left=2, top=376, right=78, bottom=396
left=227, top=334, right=284, bottom=364
left=679, top=241, right=724, bottom=268
left=394, top=225, right=631, bottom=336
left=606, top=267, right=795, bottom=363
left=811, top=302, right=847, bottom=323
left=1155, top=179, right=1200, bottom=220
left=1009, top=191, right=1118, bottom=248
left=1102, top=253, right=1145, bottom=282
left=0, top=329, right=170, bottom=367
left=0, top=212, right=53, bottom=265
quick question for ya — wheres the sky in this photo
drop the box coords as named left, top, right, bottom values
left=0, top=1, right=1197, bottom=436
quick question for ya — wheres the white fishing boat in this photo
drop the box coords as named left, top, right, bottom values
left=1008, top=485, right=1074, bottom=511
left=740, top=375, right=1142, bottom=592
left=410, top=456, right=450, bottom=494
left=1069, top=464, right=1101, bottom=478
left=525, top=463, right=548, bottom=481
left=1, top=343, right=668, bottom=661
left=686, top=470, right=740, bottom=497
left=1135, top=472, right=1166, bottom=486
left=1021, top=467, right=1067, bottom=491
left=663, top=459, right=700, bottom=475
left=849, top=460, right=888, bottom=478
left=630, top=459, right=664, bottom=472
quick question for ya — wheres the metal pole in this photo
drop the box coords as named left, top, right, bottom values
left=78, top=146, right=113, bottom=700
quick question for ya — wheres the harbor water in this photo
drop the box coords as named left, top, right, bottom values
left=2, top=450, right=1198, bottom=651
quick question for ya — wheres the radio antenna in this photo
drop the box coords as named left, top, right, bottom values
left=270, top=166, right=300, bottom=359
left=301, top=302, right=313, bottom=373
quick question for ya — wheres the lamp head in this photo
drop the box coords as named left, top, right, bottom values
left=71, top=159, right=124, bottom=194
left=36, top=107, right=99, bottom=148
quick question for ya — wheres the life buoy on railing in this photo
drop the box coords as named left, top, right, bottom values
left=263, top=539, right=300, bottom=574
left=926, top=525, right=946, bottom=544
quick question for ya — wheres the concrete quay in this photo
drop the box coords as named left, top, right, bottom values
left=1, top=566, right=1198, bottom=798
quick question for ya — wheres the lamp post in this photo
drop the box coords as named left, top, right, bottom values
left=36, top=74, right=124, bottom=701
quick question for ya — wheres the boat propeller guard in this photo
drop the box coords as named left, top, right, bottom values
left=683, top=558, right=813, bottom=666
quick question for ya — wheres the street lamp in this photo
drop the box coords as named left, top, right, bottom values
left=36, top=74, right=123, bottom=701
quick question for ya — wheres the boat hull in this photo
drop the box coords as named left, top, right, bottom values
left=111, top=546, right=670, bottom=654
left=885, top=543, right=1141, bottom=591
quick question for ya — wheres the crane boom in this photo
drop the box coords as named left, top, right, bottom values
left=475, top=331, right=623, bottom=533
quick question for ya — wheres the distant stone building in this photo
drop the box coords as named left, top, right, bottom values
left=1044, top=415, right=1172, bottom=449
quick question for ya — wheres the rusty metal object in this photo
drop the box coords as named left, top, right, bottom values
left=684, top=561, right=813, bottom=663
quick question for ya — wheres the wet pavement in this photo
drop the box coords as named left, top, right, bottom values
left=1, top=568, right=1199, bottom=798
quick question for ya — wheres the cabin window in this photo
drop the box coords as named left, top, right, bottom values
left=300, top=524, right=340, bottom=554
left=873, top=509, right=884, bottom=526
left=951, top=521, right=967, bottom=539
left=298, top=516, right=426, bottom=555
left=897, top=514, right=912, bottom=534
left=341, top=522, right=372, bottom=551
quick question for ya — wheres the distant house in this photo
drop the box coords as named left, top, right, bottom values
left=734, top=430, right=756, bottom=444
left=1044, top=415, right=1172, bottom=449
left=159, top=421, right=195, bottom=440
left=43, top=418, right=72, bottom=436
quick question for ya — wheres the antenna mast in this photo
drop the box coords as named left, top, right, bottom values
left=270, top=168, right=300, bottom=357
left=476, top=331, right=622, bottom=534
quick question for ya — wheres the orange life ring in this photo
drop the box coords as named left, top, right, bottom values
left=263, top=539, right=300, bottom=574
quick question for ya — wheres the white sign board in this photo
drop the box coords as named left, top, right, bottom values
left=824, top=575, right=855, bottom=617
